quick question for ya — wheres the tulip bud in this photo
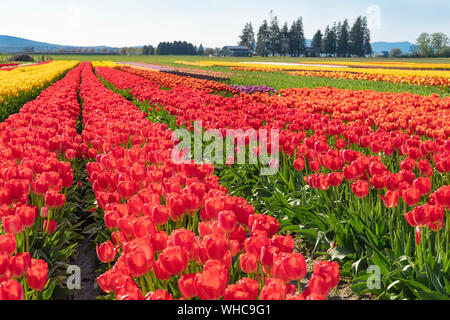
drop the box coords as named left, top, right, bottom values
left=218, top=210, right=237, bottom=233
left=40, top=207, right=49, bottom=218
left=2, top=215, right=23, bottom=235
left=96, top=241, right=117, bottom=263
left=178, top=273, right=196, bottom=299
left=43, top=220, right=57, bottom=234
left=239, top=253, right=257, bottom=274
left=0, top=279, right=24, bottom=300
left=10, top=252, right=31, bottom=278
left=26, top=259, right=48, bottom=291
left=159, top=246, right=188, bottom=276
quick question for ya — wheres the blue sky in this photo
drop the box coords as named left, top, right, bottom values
left=0, top=0, right=448, bottom=48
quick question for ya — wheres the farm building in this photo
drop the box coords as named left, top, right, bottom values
left=220, top=46, right=253, bottom=57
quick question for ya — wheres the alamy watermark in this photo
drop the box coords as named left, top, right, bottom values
left=67, top=265, right=81, bottom=290
left=366, top=265, right=381, bottom=290
left=171, top=121, right=280, bottom=176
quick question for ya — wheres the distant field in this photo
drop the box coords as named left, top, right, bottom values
left=1, top=54, right=449, bottom=96
left=17, top=54, right=450, bottom=65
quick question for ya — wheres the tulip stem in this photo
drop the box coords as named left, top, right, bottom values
left=140, top=276, right=148, bottom=295
left=25, top=232, right=30, bottom=253
left=146, top=273, right=155, bottom=292
left=297, top=280, right=302, bottom=295
left=23, top=276, right=29, bottom=300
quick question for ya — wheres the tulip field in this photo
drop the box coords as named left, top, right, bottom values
left=0, top=56, right=449, bottom=301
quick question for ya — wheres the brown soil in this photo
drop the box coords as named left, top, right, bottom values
left=293, top=237, right=376, bottom=300
left=72, top=239, right=102, bottom=300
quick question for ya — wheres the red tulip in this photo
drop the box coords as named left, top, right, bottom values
left=402, top=187, right=421, bottom=207
left=40, top=207, right=49, bottom=218
left=125, top=249, right=153, bottom=278
left=307, top=273, right=333, bottom=297
left=127, top=195, right=144, bottom=216
left=130, top=163, right=146, bottom=183
left=26, top=259, right=48, bottom=291
left=271, top=235, right=294, bottom=253
left=97, top=269, right=123, bottom=293
left=16, top=205, right=37, bottom=229
left=244, top=234, right=269, bottom=257
left=194, top=269, right=227, bottom=300
left=43, top=219, right=57, bottom=234
left=313, top=261, right=340, bottom=288
left=117, top=180, right=136, bottom=200
left=260, top=245, right=279, bottom=267
left=170, top=228, right=196, bottom=254
left=218, top=210, right=237, bottom=233
left=273, top=252, right=307, bottom=282
left=0, top=253, right=10, bottom=277
left=379, top=190, right=399, bottom=208
left=10, top=252, right=31, bottom=278
left=158, top=246, right=188, bottom=276
left=351, top=180, right=369, bottom=198
left=224, top=284, right=250, bottom=300
left=204, top=235, right=228, bottom=260
left=259, top=278, right=286, bottom=300
left=151, top=205, right=170, bottom=226
left=178, top=273, right=196, bottom=298
left=96, top=241, right=117, bottom=263
left=145, top=289, right=173, bottom=300
left=115, top=280, right=144, bottom=300
left=153, top=259, right=171, bottom=281
left=44, top=190, right=65, bottom=208
left=0, top=235, right=16, bottom=255
left=293, top=157, right=305, bottom=171
left=0, top=187, right=12, bottom=205
left=238, top=277, right=259, bottom=300
left=239, top=253, right=257, bottom=274
left=149, top=231, right=168, bottom=252
left=2, top=215, right=23, bottom=235
left=0, top=279, right=24, bottom=300
left=413, top=177, right=431, bottom=197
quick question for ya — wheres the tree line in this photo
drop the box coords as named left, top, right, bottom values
left=120, top=42, right=207, bottom=55
left=239, top=16, right=372, bottom=57
left=413, top=32, right=449, bottom=57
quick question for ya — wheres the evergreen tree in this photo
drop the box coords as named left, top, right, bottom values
left=198, top=44, right=204, bottom=55
left=297, top=18, right=306, bottom=56
left=322, top=26, right=331, bottom=56
left=337, top=19, right=350, bottom=57
left=362, top=17, right=372, bottom=56
left=324, top=23, right=338, bottom=56
left=239, top=22, right=256, bottom=50
left=268, top=16, right=281, bottom=56
left=288, top=18, right=305, bottom=57
left=280, top=22, right=290, bottom=56
left=349, top=16, right=364, bottom=56
left=155, top=41, right=197, bottom=55
left=256, top=20, right=270, bottom=56
left=311, top=30, right=323, bottom=53
left=288, top=21, right=298, bottom=56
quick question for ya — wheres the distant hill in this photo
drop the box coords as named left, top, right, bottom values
left=371, top=41, right=414, bottom=54
left=304, top=39, right=413, bottom=54
left=0, top=35, right=120, bottom=53
left=0, top=35, right=415, bottom=56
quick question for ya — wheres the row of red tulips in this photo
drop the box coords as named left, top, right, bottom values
left=78, top=63, right=340, bottom=300
left=97, top=65, right=449, bottom=298
left=0, top=63, right=86, bottom=299
left=96, top=66, right=449, bottom=202
left=111, top=65, right=450, bottom=140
